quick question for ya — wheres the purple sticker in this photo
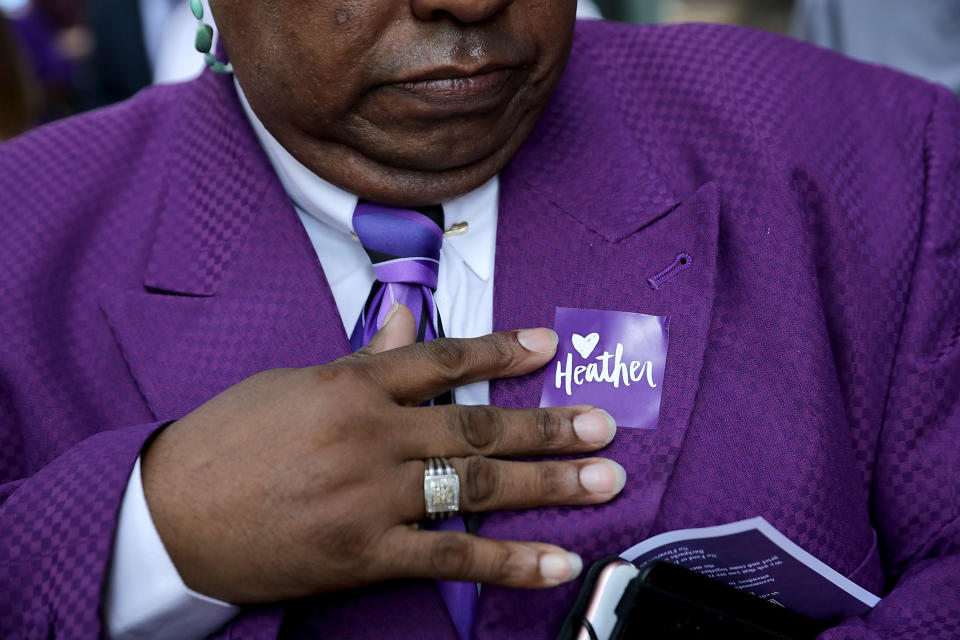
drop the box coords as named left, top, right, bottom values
left=540, top=307, right=670, bottom=429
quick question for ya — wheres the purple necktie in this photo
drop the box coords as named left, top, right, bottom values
left=350, top=202, right=476, bottom=640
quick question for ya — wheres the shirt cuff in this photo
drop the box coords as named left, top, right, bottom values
left=104, top=456, right=240, bottom=639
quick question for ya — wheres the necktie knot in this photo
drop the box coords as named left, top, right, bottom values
left=350, top=202, right=445, bottom=350
left=352, top=202, right=444, bottom=290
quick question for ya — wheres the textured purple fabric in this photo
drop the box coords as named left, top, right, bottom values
left=0, top=19, right=958, bottom=640
left=349, top=202, right=443, bottom=349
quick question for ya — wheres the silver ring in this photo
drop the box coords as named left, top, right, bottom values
left=423, top=457, right=460, bottom=520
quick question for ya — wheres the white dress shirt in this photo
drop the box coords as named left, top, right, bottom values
left=104, top=80, right=499, bottom=639
left=576, top=0, right=603, bottom=20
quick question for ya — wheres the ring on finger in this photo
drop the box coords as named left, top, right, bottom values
left=423, top=457, right=460, bottom=520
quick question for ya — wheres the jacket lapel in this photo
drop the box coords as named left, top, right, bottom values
left=477, top=42, right=721, bottom=637
left=99, top=70, right=350, bottom=422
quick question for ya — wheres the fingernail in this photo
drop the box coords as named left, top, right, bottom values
left=517, top=328, right=558, bottom=354
left=580, top=460, right=627, bottom=495
left=540, top=552, right=583, bottom=583
left=382, top=302, right=402, bottom=327
left=573, top=409, right=617, bottom=446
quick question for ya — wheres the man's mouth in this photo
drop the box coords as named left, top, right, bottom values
left=384, top=63, right=524, bottom=111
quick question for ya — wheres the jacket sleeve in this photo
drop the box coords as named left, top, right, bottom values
left=0, top=421, right=163, bottom=638
left=820, top=86, right=960, bottom=639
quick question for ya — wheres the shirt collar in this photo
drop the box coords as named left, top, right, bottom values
left=235, top=79, right=497, bottom=282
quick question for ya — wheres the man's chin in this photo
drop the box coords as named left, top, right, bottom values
left=354, top=168, right=498, bottom=207
left=323, top=156, right=501, bottom=207
left=286, top=111, right=535, bottom=203
left=299, top=130, right=517, bottom=199
left=365, top=142, right=507, bottom=173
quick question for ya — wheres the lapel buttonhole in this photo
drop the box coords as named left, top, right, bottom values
left=648, top=252, right=693, bottom=290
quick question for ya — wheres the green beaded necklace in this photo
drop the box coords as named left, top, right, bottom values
left=190, top=0, right=233, bottom=74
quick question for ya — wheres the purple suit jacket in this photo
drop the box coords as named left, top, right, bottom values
left=1, top=21, right=958, bottom=640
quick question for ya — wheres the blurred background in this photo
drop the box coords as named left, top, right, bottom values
left=2, top=0, right=958, bottom=141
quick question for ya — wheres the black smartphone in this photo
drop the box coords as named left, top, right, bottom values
left=558, top=558, right=836, bottom=640
left=613, top=560, right=833, bottom=640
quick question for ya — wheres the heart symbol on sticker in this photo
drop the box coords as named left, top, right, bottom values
left=572, top=333, right=600, bottom=359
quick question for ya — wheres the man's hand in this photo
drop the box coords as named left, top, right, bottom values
left=141, top=304, right=624, bottom=604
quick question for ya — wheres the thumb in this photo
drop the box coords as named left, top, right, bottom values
left=357, top=303, right=417, bottom=355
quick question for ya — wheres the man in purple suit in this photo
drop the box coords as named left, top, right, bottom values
left=1, top=1, right=958, bottom=639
